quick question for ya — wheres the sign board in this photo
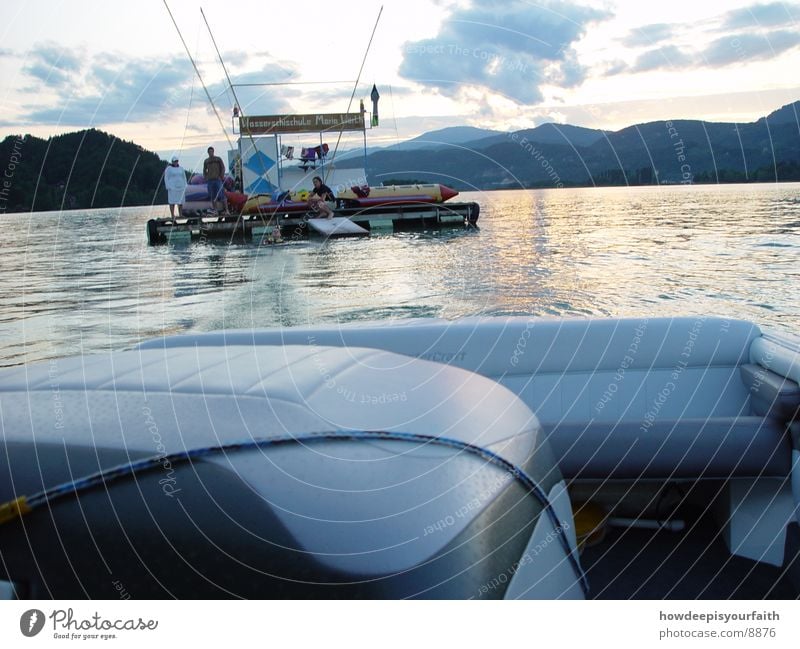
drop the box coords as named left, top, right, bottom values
left=240, top=135, right=279, bottom=195
left=239, top=113, right=365, bottom=135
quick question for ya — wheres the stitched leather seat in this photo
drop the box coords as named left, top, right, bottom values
left=0, top=344, right=581, bottom=599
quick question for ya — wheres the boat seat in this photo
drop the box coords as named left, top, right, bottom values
left=0, top=344, right=582, bottom=599
left=540, top=334, right=799, bottom=482
left=543, top=417, right=792, bottom=481
left=740, top=364, right=800, bottom=423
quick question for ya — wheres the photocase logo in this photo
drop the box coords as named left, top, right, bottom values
left=20, top=609, right=46, bottom=637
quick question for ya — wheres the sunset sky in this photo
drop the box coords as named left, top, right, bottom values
left=1, top=0, right=798, bottom=162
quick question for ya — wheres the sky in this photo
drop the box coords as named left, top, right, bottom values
left=1, top=0, right=799, bottom=164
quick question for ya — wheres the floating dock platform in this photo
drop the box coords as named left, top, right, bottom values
left=146, top=201, right=479, bottom=245
left=306, top=217, right=369, bottom=237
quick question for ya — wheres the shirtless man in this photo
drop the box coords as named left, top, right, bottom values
left=203, top=146, right=229, bottom=214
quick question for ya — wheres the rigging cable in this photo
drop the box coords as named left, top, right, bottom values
left=324, top=5, right=383, bottom=185
left=200, top=8, right=241, bottom=116
left=162, top=0, right=234, bottom=151
left=389, top=83, right=400, bottom=146
left=201, top=7, right=273, bottom=199
left=177, top=30, right=199, bottom=158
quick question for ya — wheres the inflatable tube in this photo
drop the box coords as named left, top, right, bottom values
left=341, top=194, right=436, bottom=207
left=225, top=190, right=247, bottom=213
left=185, top=186, right=211, bottom=202
left=184, top=186, right=246, bottom=210
left=337, top=184, right=458, bottom=204
left=240, top=184, right=462, bottom=215
left=241, top=194, right=311, bottom=216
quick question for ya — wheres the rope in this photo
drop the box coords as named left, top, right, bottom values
left=0, top=429, right=587, bottom=595
left=200, top=7, right=269, bottom=189
left=324, top=6, right=383, bottom=185
left=162, top=0, right=234, bottom=151
left=389, top=83, right=400, bottom=146
left=177, top=36, right=198, bottom=158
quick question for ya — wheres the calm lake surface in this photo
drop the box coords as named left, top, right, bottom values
left=1, top=183, right=798, bottom=367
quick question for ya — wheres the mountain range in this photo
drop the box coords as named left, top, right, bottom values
left=382, top=126, right=504, bottom=151
left=340, top=101, right=800, bottom=189
left=1, top=101, right=799, bottom=213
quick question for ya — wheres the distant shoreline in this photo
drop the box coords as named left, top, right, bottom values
left=2, top=179, right=799, bottom=215
left=477, top=178, right=800, bottom=192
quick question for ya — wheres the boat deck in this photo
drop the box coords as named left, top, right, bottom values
left=582, top=513, right=799, bottom=599
left=146, top=200, right=480, bottom=245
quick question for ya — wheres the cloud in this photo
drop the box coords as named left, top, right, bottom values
left=398, top=0, right=611, bottom=104
left=552, top=49, right=588, bottom=87
left=222, top=64, right=300, bottom=113
left=16, top=43, right=300, bottom=127
left=621, top=23, right=677, bottom=48
left=25, top=57, right=195, bottom=126
left=702, top=29, right=800, bottom=66
left=21, top=42, right=84, bottom=88
left=630, top=45, right=694, bottom=72
left=613, top=3, right=800, bottom=76
left=603, top=59, right=630, bottom=76
left=624, top=24, right=800, bottom=74
left=720, top=2, right=800, bottom=29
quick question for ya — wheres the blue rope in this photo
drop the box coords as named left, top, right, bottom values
left=24, top=430, right=588, bottom=595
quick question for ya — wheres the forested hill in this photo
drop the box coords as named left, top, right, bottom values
left=337, top=100, right=800, bottom=189
left=0, top=129, right=167, bottom=214
left=3, top=100, right=799, bottom=214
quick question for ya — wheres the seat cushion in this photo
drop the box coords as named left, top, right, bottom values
left=544, top=417, right=792, bottom=480
left=0, top=344, right=578, bottom=599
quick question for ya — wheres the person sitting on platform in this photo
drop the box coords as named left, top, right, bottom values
left=308, top=176, right=335, bottom=219
left=203, top=146, right=230, bottom=215
left=164, top=156, right=187, bottom=219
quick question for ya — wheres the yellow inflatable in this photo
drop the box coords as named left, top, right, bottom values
left=337, top=184, right=458, bottom=203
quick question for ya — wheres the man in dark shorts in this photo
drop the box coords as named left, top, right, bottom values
left=203, top=146, right=229, bottom=214
left=308, top=176, right=335, bottom=219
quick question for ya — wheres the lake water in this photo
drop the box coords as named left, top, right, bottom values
left=1, top=183, right=798, bottom=368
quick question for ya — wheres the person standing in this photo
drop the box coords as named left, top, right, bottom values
left=203, top=146, right=229, bottom=214
left=164, top=156, right=187, bottom=218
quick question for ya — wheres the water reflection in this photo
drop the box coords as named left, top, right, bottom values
left=1, top=183, right=798, bottom=367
